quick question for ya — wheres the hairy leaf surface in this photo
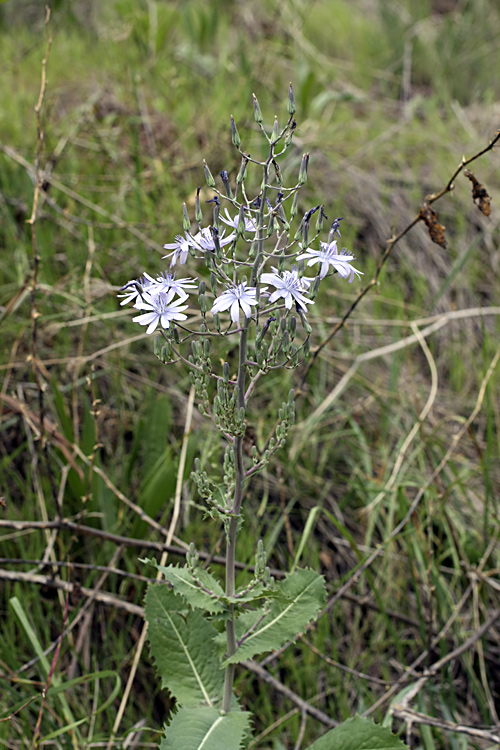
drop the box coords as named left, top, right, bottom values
left=160, top=706, right=251, bottom=750
left=222, top=568, right=326, bottom=664
left=145, top=585, right=223, bottom=707
left=307, top=716, right=407, bottom=750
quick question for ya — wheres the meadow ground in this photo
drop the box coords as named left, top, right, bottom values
left=1, top=1, right=500, bottom=747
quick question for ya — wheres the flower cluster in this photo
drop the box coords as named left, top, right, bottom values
left=119, top=212, right=362, bottom=335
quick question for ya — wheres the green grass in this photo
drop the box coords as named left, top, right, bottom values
left=1, top=0, right=500, bottom=748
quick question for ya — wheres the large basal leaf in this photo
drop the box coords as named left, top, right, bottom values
left=145, top=585, right=224, bottom=707
left=223, top=568, right=326, bottom=664
left=307, top=716, right=407, bottom=750
left=160, top=706, right=251, bottom=750
left=146, top=560, right=227, bottom=615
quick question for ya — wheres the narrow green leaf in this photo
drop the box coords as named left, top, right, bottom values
left=291, top=505, right=321, bottom=572
left=145, top=585, right=224, bottom=707
left=160, top=706, right=251, bottom=750
left=223, top=568, right=326, bottom=664
left=307, top=715, right=407, bottom=750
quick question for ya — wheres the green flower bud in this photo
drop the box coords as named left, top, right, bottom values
left=182, top=202, right=191, bottom=232
left=271, top=115, right=279, bottom=143
left=223, top=362, right=230, bottom=383
left=298, top=153, right=309, bottom=185
left=236, top=155, right=248, bottom=184
left=203, top=159, right=216, bottom=188
left=230, top=114, right=240, bottom=147
left=199, top=280, right=206, bottom=296
left=199, top=294, right=209, bottom=314
left=213, top=312, right=221, bottom=332
left=237, top=204, right=246, bottom=236
left=287, top=82, right=296, bottom=115
left=315, top=204, right=325, bottom=233
left=289, top=316, right=297, bottom=338
left=253, top=93, right=263, bottom=123
left=291, top=190, right=299, bottom=220
left=195, top=187, right=203, bottom=224
left=210, top=272, right=217, bottom=295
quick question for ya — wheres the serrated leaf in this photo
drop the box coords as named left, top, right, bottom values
left=230, top=581, right=284, bottom=605
left=223, top=568, right=326, bottom=664
left=147, top=560, right=227, bottom=615
left=145, top=585, right=224, bottom=707
left=160, top=706, right=252, bottom=750
left=307, top=715, right=407, bottom=750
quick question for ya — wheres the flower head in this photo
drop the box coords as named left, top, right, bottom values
left=188, top=226, right=236, bottom=253
left=297, top=241, right=363, bottom=282
left=260, top=267, right=313, bottom=311
left=211, top=281, right=265, bottom=325
left=219, top=208, right=257, bottom=233
left=132, top=289, right=189, bottom=334
left=163, top=234, right=192, bottom=267
left=118, top=275, right=157, bottom=307
left=153, top=271, right=198, bottom=295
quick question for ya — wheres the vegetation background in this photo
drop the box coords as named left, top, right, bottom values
left=0, top=0, right=499, bottom=747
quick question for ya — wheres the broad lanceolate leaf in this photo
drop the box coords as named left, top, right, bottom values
left=223, top=568, right=326, bottom=664
left=307, top=716, right=407, bottom=750
left=160, top=706, right=252, bottom=750
left=145, top=585, right=224, bottom=707
left=147, top=560, right=227, bottom=615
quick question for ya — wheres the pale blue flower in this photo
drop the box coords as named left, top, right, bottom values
left=260, top=267, right=313, bottom=311
left=118, top=275, right=157, bottom=307
left=188, top=227, right=236, bottom=253
left=163, top=234, right=192, bottom=267
left=132, top=289, right=189, bottom=334
left=211, top=281, right=264, bottom=325
left=296, top=241, right=363, bottom=282
left=219, top=208, right=257, bottom=233
left=151, top=271, right=198, bottom=295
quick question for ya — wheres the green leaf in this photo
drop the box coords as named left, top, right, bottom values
left=160, top=706, right=251, bottom=750
left=307, top=716, right=407, bottom=750
left=145, top=585, right=224, bottom=707
left=146, top=560, right=227, bottom=615
left=222, top=568, right=326, bottom=664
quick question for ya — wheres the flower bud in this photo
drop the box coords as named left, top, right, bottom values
left=182, top=202, right=190, bottom=232
left=213, top=312, right=221, bottom=332
left=287, top=82, right=296, bottom=115
left=236, top=204, right=246, bottom=236
left=316, top=205, right=325, bottom=233
left=223, top=361, right=230, bottom=383
left=328, top=217, right=344, bottom=243
left=298, top=153, right=309, bottom=185
left=210, top=272, right=217, bottom=295
left=195, top=187, right=203, bottom=224
left=203, top=159, right=216, bottom=188
left=236, top=155, right=248, bottom=185
left=253, top=93, right=263, bottom=123
left=289, top=316, right=297, bottom=338
left=220, top=170, right=233, bottom=199
left=271, top=115, right=279, bottom=143
left=230, top=114, right=240, bottom=147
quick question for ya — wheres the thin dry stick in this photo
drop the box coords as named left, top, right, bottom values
left=106, top=384, right=196, bottom=748
left=301, top=129, right=500, bottom=384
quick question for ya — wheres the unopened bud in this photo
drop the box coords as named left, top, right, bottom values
left=182, top=203, right=190, bottom=232
left=253, top=93, right=263, bottom=123
left=237, top=204, right=246, bottom=236
left=236, top=155, right=248, bottom=185
left=230, top=115, right=240, bottom=147
left=287, top=83, right=296, bottom=115
left=271, top=115, right=279, bottom=143
left=223, top=362, right=230, bottom=383
left=298, top=153, right=309, bottom=185
left=195, top=187, right=203, bottom=223
left=198, top=280, right=206, bottom=296
left=220, top=170, right=233, bottom=199
left=316, top=205, right=325, bottom=233
left=291, top=191, right=299, bottom=220
left=210, top=272, right=217, bottom=295
left=203, top=160, right=216, bottom=188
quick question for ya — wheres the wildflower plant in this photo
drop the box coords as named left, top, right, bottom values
left=119, top=88, right=404, bottom=750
